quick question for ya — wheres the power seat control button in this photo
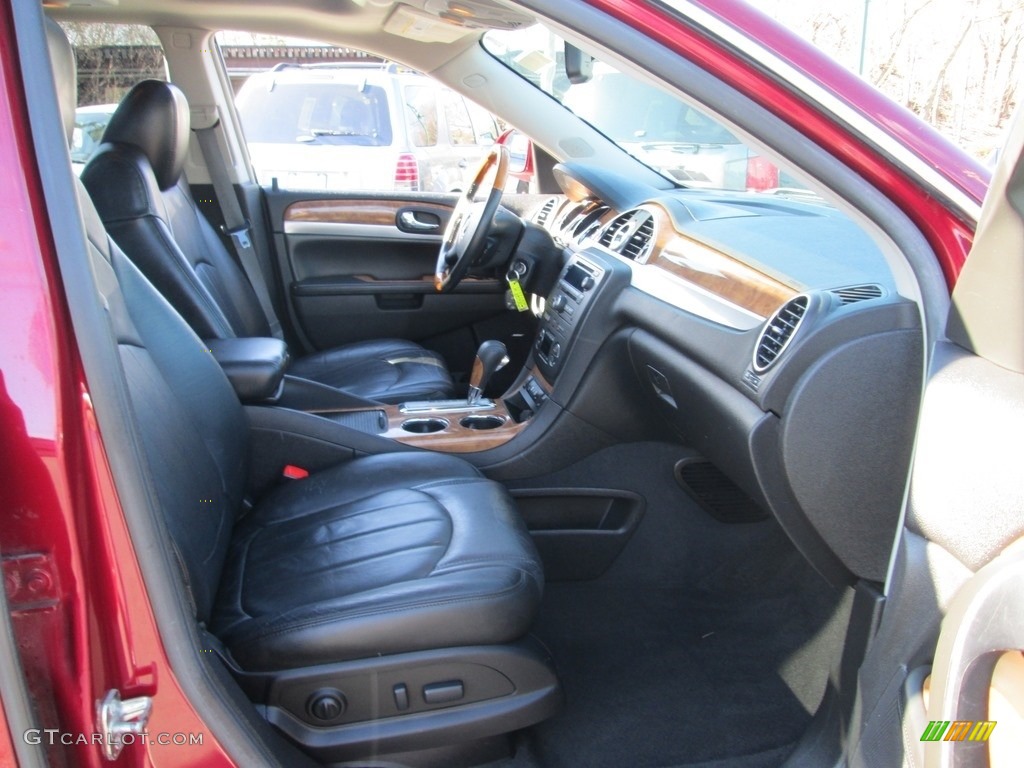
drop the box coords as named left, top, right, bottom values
left=422, top=680, right=465, bottom=704
left=393, top=683, right=410, bottom=711
left=307, top=689, right=346, bottom=721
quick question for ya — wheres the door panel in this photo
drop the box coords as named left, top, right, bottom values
left=839, top=98, right=1024, bottom=768
left=265, top=191, right=512, bottom=361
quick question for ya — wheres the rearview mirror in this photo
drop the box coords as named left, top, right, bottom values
left=564, top=43, right=593, bottom=85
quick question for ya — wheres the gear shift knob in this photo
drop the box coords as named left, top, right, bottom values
left=468, top=340, right=509, bottom=405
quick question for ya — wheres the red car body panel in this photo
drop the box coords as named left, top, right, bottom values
left=0, top=6, right=233, bottom=765
left=0, top=0, right=985, bottom=765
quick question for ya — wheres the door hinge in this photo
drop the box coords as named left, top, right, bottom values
left=96, top=689, right=152, bottom=761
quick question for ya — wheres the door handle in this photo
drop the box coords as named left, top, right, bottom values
left=398, top=211, right=440, bottom=232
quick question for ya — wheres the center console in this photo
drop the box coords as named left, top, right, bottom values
left=238, top=251, right=618, bottom=474
left=534, top=255, right=605, bottom=380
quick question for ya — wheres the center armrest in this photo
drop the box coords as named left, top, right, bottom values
left=207, top=337, right=289, bottom=403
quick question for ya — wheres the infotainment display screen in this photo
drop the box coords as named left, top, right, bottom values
left=563, top=263, right=592, bottom=292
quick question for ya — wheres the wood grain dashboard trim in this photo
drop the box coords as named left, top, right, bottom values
left=642, top=204, right=800, bottom=318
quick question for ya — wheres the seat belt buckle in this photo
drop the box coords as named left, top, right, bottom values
left=222, top=221, right=252, bottom=250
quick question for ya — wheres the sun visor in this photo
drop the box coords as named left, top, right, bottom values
left=384, top=4, right=474, bottom=44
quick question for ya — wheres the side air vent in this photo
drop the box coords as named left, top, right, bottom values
left=599, top=209, right=655, bottom=261
left=534, top=198, right=557, bottom=226
left=831, top=284, right=884, bottom=304
left=752, top=294, right=809, bottom=373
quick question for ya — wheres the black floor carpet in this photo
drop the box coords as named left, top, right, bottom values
left=488, top=443, right=847, bottom=768
left=525, top=577, right=836, bottom=767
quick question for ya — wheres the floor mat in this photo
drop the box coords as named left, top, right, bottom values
left=523, top=560, right=841, bottom=767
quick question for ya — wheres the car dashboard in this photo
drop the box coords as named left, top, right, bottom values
left=521, top=162, right=924, bottom=588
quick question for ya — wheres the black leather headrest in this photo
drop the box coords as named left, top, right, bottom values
left=44, top=18, right=76, bottom=146
left=103, top=80, right=190, bottom=191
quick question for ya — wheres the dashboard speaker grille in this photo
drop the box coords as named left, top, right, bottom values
left=831, top=284, right=883, bottom=304
left=753, top=294, right=809, bottom=372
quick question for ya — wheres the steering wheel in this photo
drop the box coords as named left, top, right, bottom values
left=434, top=145, right=510, bottom=293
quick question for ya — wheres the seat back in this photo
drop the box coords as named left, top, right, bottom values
left=48, top=24, right=247, bottom=622
left=81, top=80, right=271, bottom=340
left=83, top=193, right=248, bottom=621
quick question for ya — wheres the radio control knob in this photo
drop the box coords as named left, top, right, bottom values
left=550, top=294, right=567, bottom=312
left=580, top=275, right=595, bottom=291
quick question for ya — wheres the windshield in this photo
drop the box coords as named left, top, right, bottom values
left=484, top=27, right=805, bottom=195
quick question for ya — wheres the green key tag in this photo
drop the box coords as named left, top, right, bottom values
left=508, top=279, right=530, bottom=312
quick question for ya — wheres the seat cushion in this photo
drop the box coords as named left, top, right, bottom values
left=288, top=338, right=453, bottom=403
left=211, top=453, right=542, bottom=671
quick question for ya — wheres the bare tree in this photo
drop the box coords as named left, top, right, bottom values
left=874, top=0, right=938, bottom=86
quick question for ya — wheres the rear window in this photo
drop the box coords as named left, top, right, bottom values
left=237, top=81, right=393, bottom=146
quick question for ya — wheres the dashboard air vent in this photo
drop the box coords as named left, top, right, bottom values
left=599, top=211, right=632, bottom=248
left=752, top=294, right=809, bottom=373
left=599, top=209, right=655, bottom=261
left=571, top=204, right=610, bottom=242
left=621, top=213, right=655, bottom=261
left=831, top=284, right=883, bottom=304
left=534, top=198, right=557, bottom=226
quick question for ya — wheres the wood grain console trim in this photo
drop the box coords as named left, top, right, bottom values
left=318, top=401, right=524, bottom=454
left=284, top=199, right=452, bottom=226
left=642, top=204, right=800, bottom=318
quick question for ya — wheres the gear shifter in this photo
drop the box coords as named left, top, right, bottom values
left=467, top=340, right=509, bottom=405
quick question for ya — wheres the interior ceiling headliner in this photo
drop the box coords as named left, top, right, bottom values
left=44, top=0, right=535, bottom=72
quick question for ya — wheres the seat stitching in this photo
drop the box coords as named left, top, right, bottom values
left=258, top=493, right=438, bottom=527
left=274, top=515, right=445, bottom=551
left=249, top=542, right=445, bottom=589
left=239, top=570, right=530, bottom=643
left=435, top=555, right=540, bottom=571
left=411, top=477, right=487, bottom=491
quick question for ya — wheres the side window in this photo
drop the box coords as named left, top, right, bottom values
left=404, top=85, right=438, bottom=147
left=442, top=92, right=477, bottom=146
left=217, top=33, right=504, bottom=192
left=59, top=22, right=167, bottom=168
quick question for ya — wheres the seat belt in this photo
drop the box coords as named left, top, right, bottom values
left=194, top=123, right=283, bottom=339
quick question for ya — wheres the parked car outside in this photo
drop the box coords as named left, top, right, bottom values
left=70, top=103, right=116, bottom=172
left=561, top=64, right=782, bottom=190
left=234, top=62, right=499, bottom=192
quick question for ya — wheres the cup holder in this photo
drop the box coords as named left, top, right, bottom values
left=401, top=417, right=448, bottom=434
left=459, top=415, right=505, bottom=431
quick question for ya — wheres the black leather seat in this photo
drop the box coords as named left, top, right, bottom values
left=213, top=452, right=542, bottom=671
left=70, top=107, right=542, bottom=677
left=48, top=21, right=554, bottom=758
left=81, top=79, right=453, bottom=405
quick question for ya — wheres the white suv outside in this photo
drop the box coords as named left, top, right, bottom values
left=235, top=63, right=499, bottom=192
